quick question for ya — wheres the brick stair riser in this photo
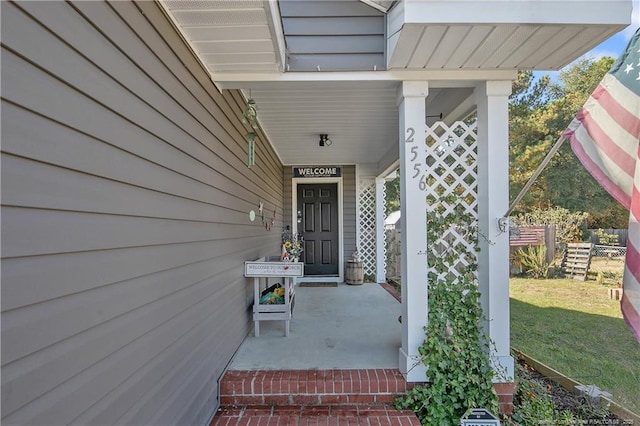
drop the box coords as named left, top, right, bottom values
left=211, top=405, right=423, bottom=426
left=214, top=370, right=424, bottom=425
left=220, top=393, right=400, bottom=406
left=219, top=369, right=414, bottom=407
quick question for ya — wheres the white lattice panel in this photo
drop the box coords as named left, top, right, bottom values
left=358, top=177, right=377, bottom=276
left=380, top=181, right=387, bottom=277
left=424, top=121, right=478, bottom=280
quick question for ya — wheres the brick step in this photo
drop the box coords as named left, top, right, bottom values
left=211, top=404, right=422, bottom=425
left=219, top=369, right=413, bottom=407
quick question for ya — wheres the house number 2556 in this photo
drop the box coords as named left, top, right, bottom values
left=406, top=127, right=427, bottom=190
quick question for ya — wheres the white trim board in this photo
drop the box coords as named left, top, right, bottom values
left=291, top=177, right=344, bottom=283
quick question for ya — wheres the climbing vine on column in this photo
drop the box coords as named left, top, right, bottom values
left=395, top=195, right=505, bottom=424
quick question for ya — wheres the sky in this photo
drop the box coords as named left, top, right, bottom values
left=535, top=1, right=638, bottom=82
left=563, top=0, right=639, bottom=68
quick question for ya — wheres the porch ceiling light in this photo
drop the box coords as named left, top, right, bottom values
left=319, top=134, right=332, bottom=147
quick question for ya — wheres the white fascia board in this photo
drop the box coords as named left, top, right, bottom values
left=401, top=1, right=631, bottom=26
left=387, top=0, right=405, bottom=38
left=213, top=69, right=518, bottom=89
left=359, top=0, right=391, bottom=13
left=264, top=0, right=286, bottom=73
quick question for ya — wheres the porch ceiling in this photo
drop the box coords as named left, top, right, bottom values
left=158, top=0, right=632, bottom=169
left=240, top=82, right=476, bottom=166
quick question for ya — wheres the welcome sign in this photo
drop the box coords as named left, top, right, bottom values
left=293, top=166, right=342, bottom=178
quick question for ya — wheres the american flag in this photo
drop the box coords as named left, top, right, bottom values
left=563, top=27, right=640, bottom=342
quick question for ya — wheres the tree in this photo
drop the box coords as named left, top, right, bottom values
left=508, top=58, right=628, bottom=228
left=509, top=71, right=561, bottom=210
left=388, top=58, right=627, bottom=228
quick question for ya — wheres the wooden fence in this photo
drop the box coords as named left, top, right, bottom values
left=509, top=225, right=556, bottom=264
left=588, top=229, right=628, bottom=246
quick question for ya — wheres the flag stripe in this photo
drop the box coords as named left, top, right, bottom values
left=567, top=131, right=633, bottom=208
left=622, top=221, right=640, bottom=341
left=575, top=107, right=637, bottom=175
left=632, top=176, right=640, bottom=221
left=621, top=135, right=640, bottom=342
left=626, top=229, right=640, bottom=284
left=621, top=291, right=640, bottom=342
left=565, top=27, right=640, bottom=343
left=591, top=81, right=640, bottom=139
left=564, top=69, right=639, bottom=209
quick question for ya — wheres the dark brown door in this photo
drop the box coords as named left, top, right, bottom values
left=298, top=183, right=339, bottom=275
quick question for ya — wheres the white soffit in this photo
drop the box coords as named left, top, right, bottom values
left=160, top=0, right=284, bottom=74
left=387, top=0, right=632, bottom=70
left=157, top=0, right=631, bottom=169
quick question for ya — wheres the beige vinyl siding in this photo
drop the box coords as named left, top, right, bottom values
left=1, top=1, right=283, bottom=425
left=342, top=165, right=358, bottom=263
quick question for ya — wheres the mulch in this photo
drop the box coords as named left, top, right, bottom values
left=381, top=279, right=401, bottom=302
left=517, top=358, right=623, bottom=423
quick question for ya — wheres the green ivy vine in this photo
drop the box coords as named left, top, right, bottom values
left=395, top=195, right=504, bottom=424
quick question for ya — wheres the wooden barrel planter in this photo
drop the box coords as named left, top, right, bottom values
left=345, top=261, right=364, bottom=285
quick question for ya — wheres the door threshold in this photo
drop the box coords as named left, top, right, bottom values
left=298, top=276, right=340, bottom=283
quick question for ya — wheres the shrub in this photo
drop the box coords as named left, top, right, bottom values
left=508, top=362, right=580, bottom=425
left=594, top=229, right=619, bottom=246
left=516, top=245, right=549, bottom=279
left=514, top=207, right=589, bottom=244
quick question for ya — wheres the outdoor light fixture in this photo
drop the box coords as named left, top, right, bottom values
left=319, top=134, right=332, bottom=147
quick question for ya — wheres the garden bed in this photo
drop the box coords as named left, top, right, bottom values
left=513, top=350, right=638, bottom=425
left=510, top=277, right=639, bottom=414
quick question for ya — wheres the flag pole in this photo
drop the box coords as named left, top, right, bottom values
left=502, top=134, right=568, bottom=219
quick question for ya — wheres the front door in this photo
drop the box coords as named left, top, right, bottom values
left=297, top=183, right=339, bottom=275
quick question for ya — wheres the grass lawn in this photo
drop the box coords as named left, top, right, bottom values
left=510, top=277, right=640, bottom=414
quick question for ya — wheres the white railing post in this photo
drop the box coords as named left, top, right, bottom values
left=397, top=81, right=429, bottom=382
left=475, top=80, right=515, bottom=380
left=376, top=177, right=387, bottom=283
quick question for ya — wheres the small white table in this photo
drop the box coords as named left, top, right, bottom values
left=244, top=257, right=304, bottom=337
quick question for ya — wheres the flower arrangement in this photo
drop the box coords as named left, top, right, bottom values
left=282, top=229, right=303, bottom=260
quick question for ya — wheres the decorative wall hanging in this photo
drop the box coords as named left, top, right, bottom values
left=257, top=201, right=276, bottom=231
left=242, top=97, right=258, bottom=168
left=265, top=209, right=276, bottom=231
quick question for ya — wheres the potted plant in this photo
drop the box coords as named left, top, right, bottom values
left=282, top=228, right=303, bottom=262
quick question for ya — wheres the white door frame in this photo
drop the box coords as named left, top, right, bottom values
left=291, top=177, right=344, bottom=283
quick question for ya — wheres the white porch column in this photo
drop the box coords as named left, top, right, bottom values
left=475, top=81, right=515, bottom=380
left=375, top=177, right=387, bottom=283
left=397, top=81, right=429, bottom=382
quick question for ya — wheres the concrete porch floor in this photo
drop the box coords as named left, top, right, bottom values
left=228, top=282, right=402, bottom=371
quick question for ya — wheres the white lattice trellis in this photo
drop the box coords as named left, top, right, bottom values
left=424, top=121, right=478, bottom=280
left=357, top=177, right=377, bottom=276
left=380, top=180, right=387, bottom=278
